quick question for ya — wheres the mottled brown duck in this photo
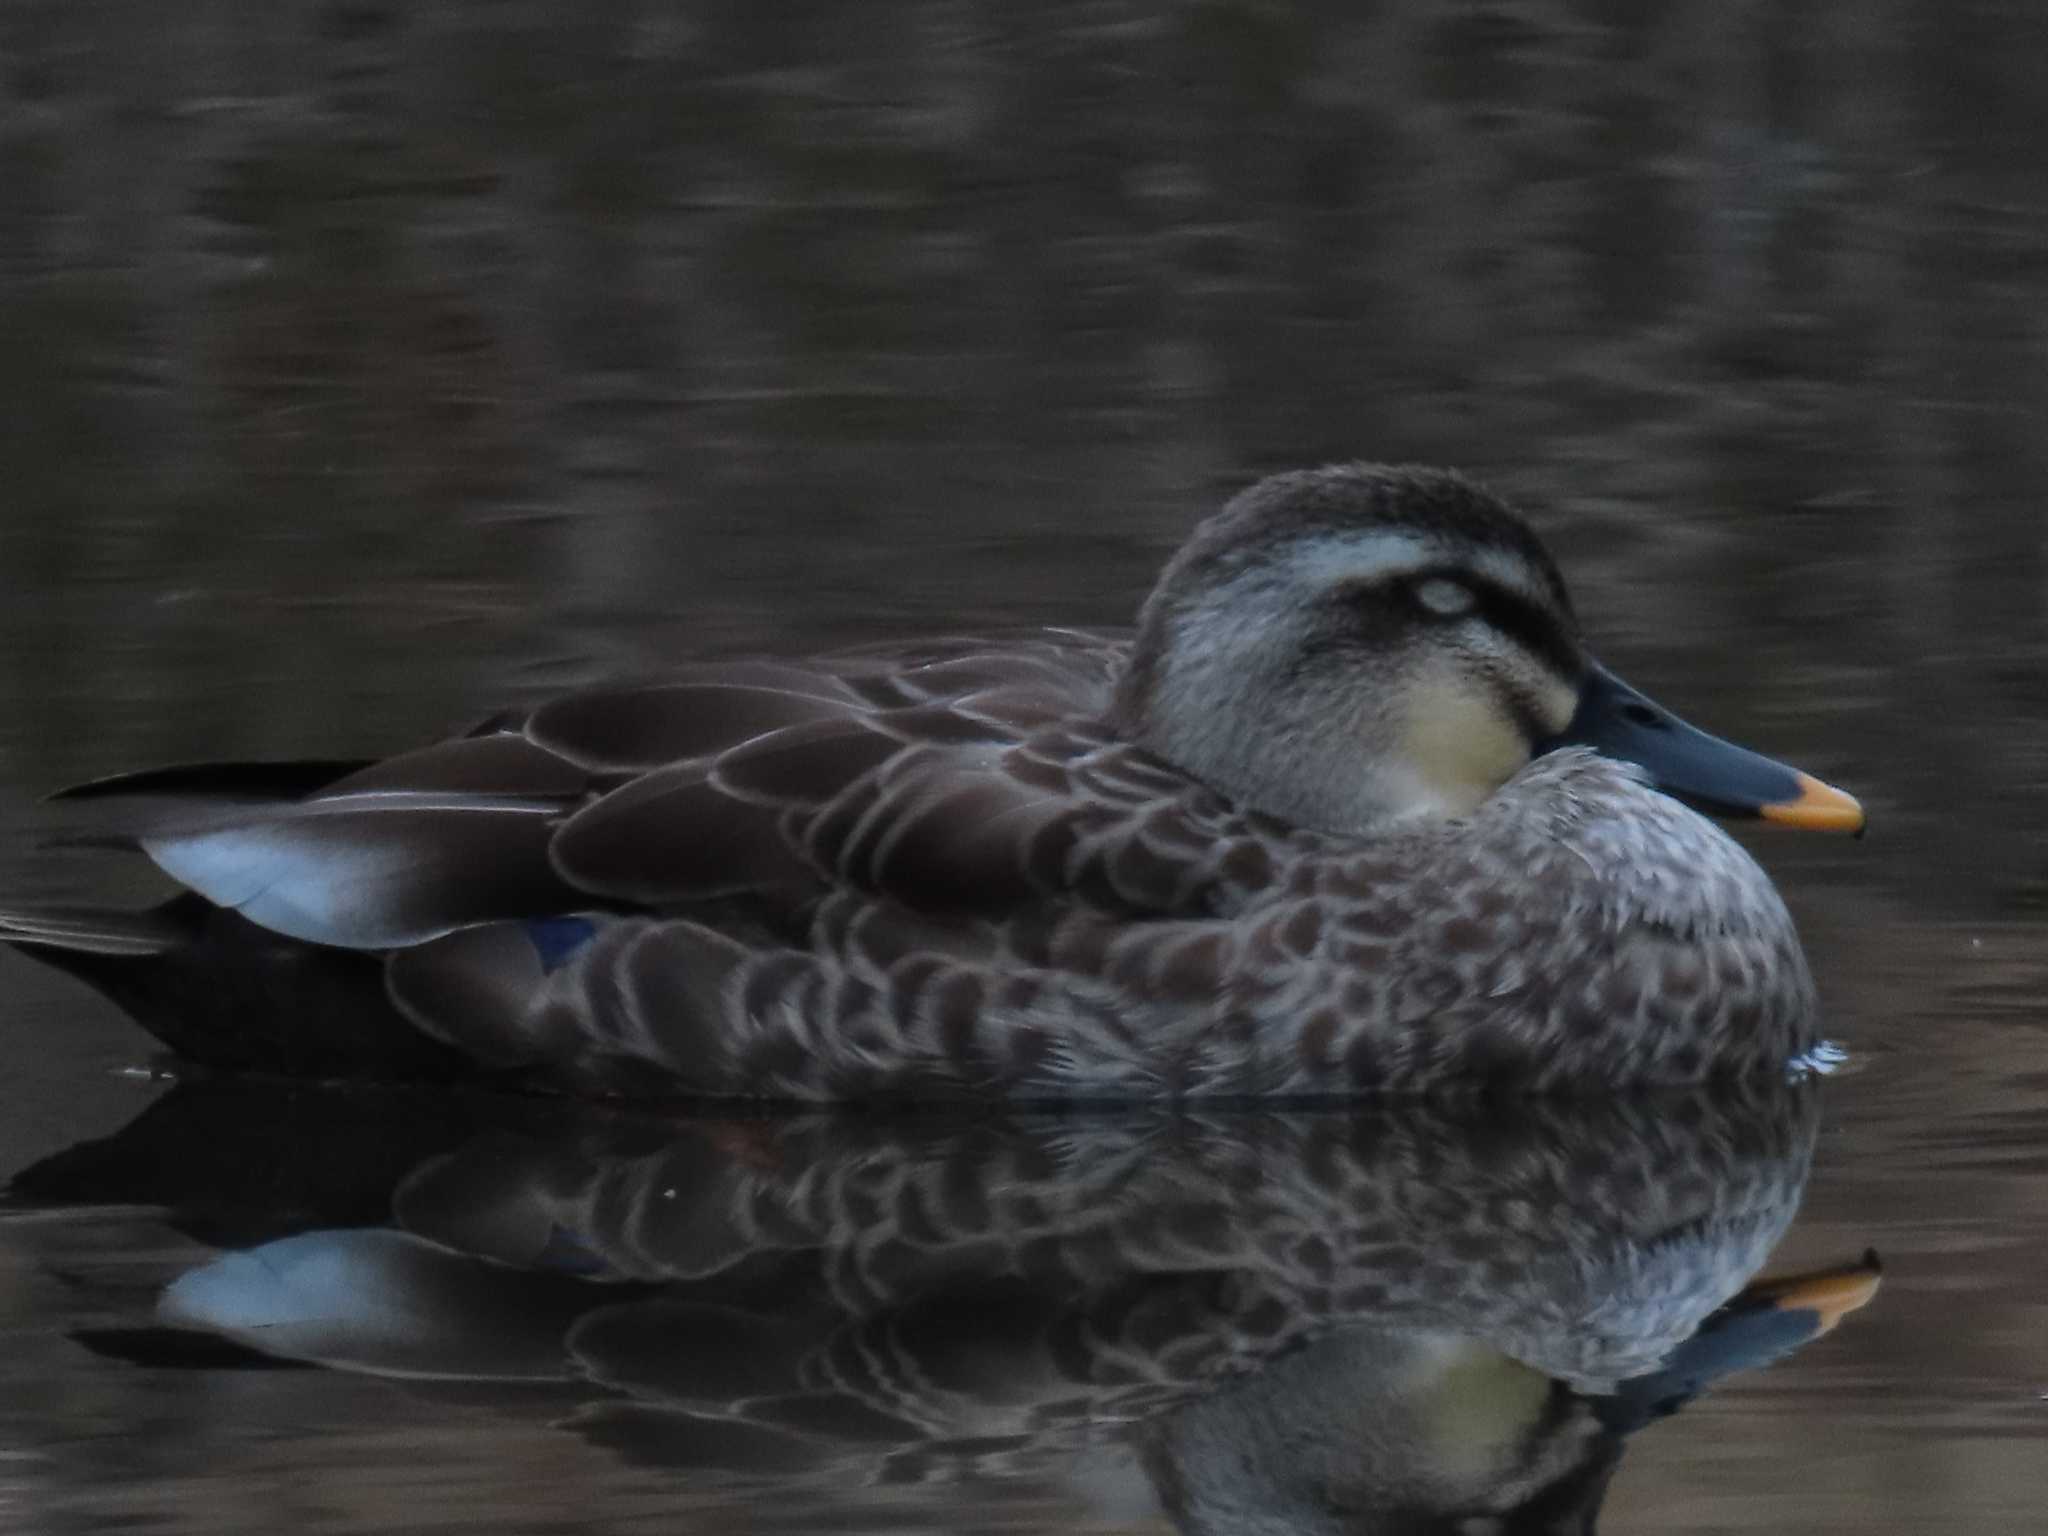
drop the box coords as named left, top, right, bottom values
left=1, top=463, right=1863, bottom=1097
left=14, top=1080, right=1877, bottom=1532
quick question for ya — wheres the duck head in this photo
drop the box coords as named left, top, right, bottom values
left=1116, top=463, right=1863, bottom=837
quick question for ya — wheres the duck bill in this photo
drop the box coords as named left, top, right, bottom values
left=1543, top=662, right=1865, bottom=834
left=1592, top=1252, right=1881, bottom=1432
left=1738, top=1252, right=1884, bottom=1338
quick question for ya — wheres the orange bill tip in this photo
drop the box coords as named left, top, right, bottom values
left=1749, top=1256, right=1883, bottom=1336
left=1757, top=772, right=1866, bottom=836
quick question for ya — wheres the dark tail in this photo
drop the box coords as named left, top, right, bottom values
left=3, top=895, right=467, bottom=1080
left=46, top=759, right=373, bottom=803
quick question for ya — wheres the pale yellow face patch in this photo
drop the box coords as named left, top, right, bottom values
left=1413, top=1338, right=1553, bottom=1483
left=1392, top=673, right=1538, bottom=817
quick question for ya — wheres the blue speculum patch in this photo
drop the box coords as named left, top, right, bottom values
left=526, top=916, right=598, bottom=975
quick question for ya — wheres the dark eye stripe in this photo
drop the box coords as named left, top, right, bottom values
left=1322, top=566, right=1584, bottom=684
left=1459, top=577, right=1583, bottom=681
left=1362, top=564, right=1581, bottom=680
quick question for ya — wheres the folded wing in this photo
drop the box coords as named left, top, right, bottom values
left=49, top=631, right=1288, bottom=956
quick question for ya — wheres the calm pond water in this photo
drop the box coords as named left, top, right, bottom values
left=4, top=2, right=2048, bottom=1531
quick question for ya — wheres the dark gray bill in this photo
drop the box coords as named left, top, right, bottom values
left=1540, top=662, right=1864, bottom=833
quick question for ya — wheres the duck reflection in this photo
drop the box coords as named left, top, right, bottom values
left=14, top=1080, right=1873, bottom=1533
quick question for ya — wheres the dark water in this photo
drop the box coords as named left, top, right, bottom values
left=3, top=2, right=2048, bottom=1530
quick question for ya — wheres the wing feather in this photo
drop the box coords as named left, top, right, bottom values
left=41, top=630, right=1278, bottom=954
left=143, top=791, right=575, bottom=949
left=550, top=765, right=820, bottom=903
left=525, top=666, right=868, bottom=772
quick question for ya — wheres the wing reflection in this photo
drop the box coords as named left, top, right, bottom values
left=13, top=1080, right=1873, bottom=1533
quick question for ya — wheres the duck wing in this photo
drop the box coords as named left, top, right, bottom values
left=56, top=732, right=597, bottom=949
left=541, top=630, right=1292, bottom=919
left=47, top=630, right=1283, bottom=956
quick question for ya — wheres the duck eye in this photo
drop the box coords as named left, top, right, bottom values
left=1411, top=577, right=1477, bottom=619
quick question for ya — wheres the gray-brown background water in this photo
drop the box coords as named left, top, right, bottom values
left=1, top=1, right=2046, bottom=1530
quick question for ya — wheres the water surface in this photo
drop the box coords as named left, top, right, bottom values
left=5, top=3, right=2048, bottom=1531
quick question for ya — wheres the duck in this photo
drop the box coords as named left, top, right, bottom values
left=12, top=1075, right=1877, bottom=1532
left=0, top=462, right=1864, bottom=1098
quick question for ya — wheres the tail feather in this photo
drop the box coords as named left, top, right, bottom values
left=3, top=896, right=468, bottom=1080
left=0, top=903, right=195, bottom=956
left=47, top=760, right=374, bottom=803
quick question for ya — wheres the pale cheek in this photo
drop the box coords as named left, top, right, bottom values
left=1397, top=687, right=1530, bottom=812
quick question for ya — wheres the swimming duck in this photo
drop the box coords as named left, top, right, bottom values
left=1, top=462, right=1862, bottom=1097
left=15, top=1078, right=1875, bottom=1532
